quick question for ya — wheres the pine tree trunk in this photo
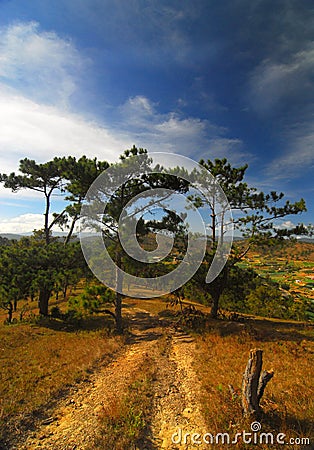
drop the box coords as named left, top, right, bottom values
left=38, top=288, right=51, bottom=316
left=63, top=279, right=68, bottom=300
left=209, top=266, right=227, bottom=319
left=44, top=193, right=51, bottom=245
left=64, top=212, right=79, bottom=245
left=114, top=250, right=124, bottom=334
left=210, top=291, right=220, bottom=318
left=7, top=301, right=13, bottom=323
left=115, top=292, right=123, bottom=334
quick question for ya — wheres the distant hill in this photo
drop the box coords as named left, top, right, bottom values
left=0, top=232, right=70, bottom=241
left=248, top=239, right=314, bottom=262
left=0, top=233, right=25, bottom=240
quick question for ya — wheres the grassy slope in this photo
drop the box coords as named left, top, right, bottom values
left=0, top=299, right=313, bottom=449
left=1, top=241, right=314, bottom=447
left=193, top=319, right=314, bottom=448
left=0, top=318, right=124, bottom=443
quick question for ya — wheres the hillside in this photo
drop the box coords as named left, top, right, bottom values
left=1, top=297, right=313, bottom=450
left=1, top=239, right=313, bottom=449
left=238, top=241, right=314, bottom=317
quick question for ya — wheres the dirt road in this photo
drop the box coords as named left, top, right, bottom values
left=12, top=307, right=209, bottom=450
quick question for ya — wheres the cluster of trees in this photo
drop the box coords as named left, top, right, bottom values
left=0, top=235, right=86, bottom=322
left=0, top=146, right=310, bottom=331
left=0, top=155, right=108, bottom=322
left=218, top=266, right=312, bottom=320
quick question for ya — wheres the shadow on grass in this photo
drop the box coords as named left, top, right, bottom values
left=31, top=304, right=314, bottom=345
left=125, top=310, right=164, bottom=344
left=259, top=410, right=314, bottom=448
left=33, top=314, right=115, bottom=333
left=195, top=315, right=314, bottom=343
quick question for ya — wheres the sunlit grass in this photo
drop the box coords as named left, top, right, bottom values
left=1, top=287, right=313, bottom=449
left=92, top=348, right=160, bottom=450
left=0, top=319, right=123, bottom=442
left=193, top=321, right=314, bottom=449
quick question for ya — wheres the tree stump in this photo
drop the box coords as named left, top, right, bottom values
left=242, top=348, right=274, bottom=418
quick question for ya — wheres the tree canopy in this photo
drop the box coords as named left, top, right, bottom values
left=0, top=147, right=310, bottom=326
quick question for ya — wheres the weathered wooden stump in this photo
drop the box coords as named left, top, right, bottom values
left=242, top=348, right=274, bottom=418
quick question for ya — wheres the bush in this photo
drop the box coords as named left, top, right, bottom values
left=68, top=284, right=115, bottom=318
left=245, top=285, right=308, bottom=320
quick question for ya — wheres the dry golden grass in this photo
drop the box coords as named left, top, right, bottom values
left=123, top=296, right=170, bottom=315
left=193, top=319, right=314, bottom=449
left=1, top=292, right=313, bottom=449
left=0, top=318, right=123, bottom=443
left=125, top=297, right=314, bottom=448
left=92, top=352, right=158, bottom=450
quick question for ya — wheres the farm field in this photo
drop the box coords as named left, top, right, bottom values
left=238, top=242, right=314, bottom=307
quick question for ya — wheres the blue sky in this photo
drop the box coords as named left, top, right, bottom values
left=0, top=0, right=313, bottom=233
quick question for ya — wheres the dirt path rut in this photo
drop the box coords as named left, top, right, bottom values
left=150, top=330, right=208, bottom=449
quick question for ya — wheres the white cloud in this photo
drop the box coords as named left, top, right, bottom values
left=0, top=87, right=129, bottom=166
left=0, top=21, right=85, bottom=107
left=248, top=44, right=314, bottom=179
left=155, top=115, right=206, bottom=136
left=0, top=213, right=57, bottom=234
left=248, top=45, right=314, bottom=114
left=0, top=22, right=131, bottom=187
left=120, top=95, right=155, bottom=119
left=274, top=220, right=295, bottom=230
left=0, top=20, right=246, bottom=172
left=116, top=96, right=244, bottom=161
left=265, top=121, right=314, bottom=179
